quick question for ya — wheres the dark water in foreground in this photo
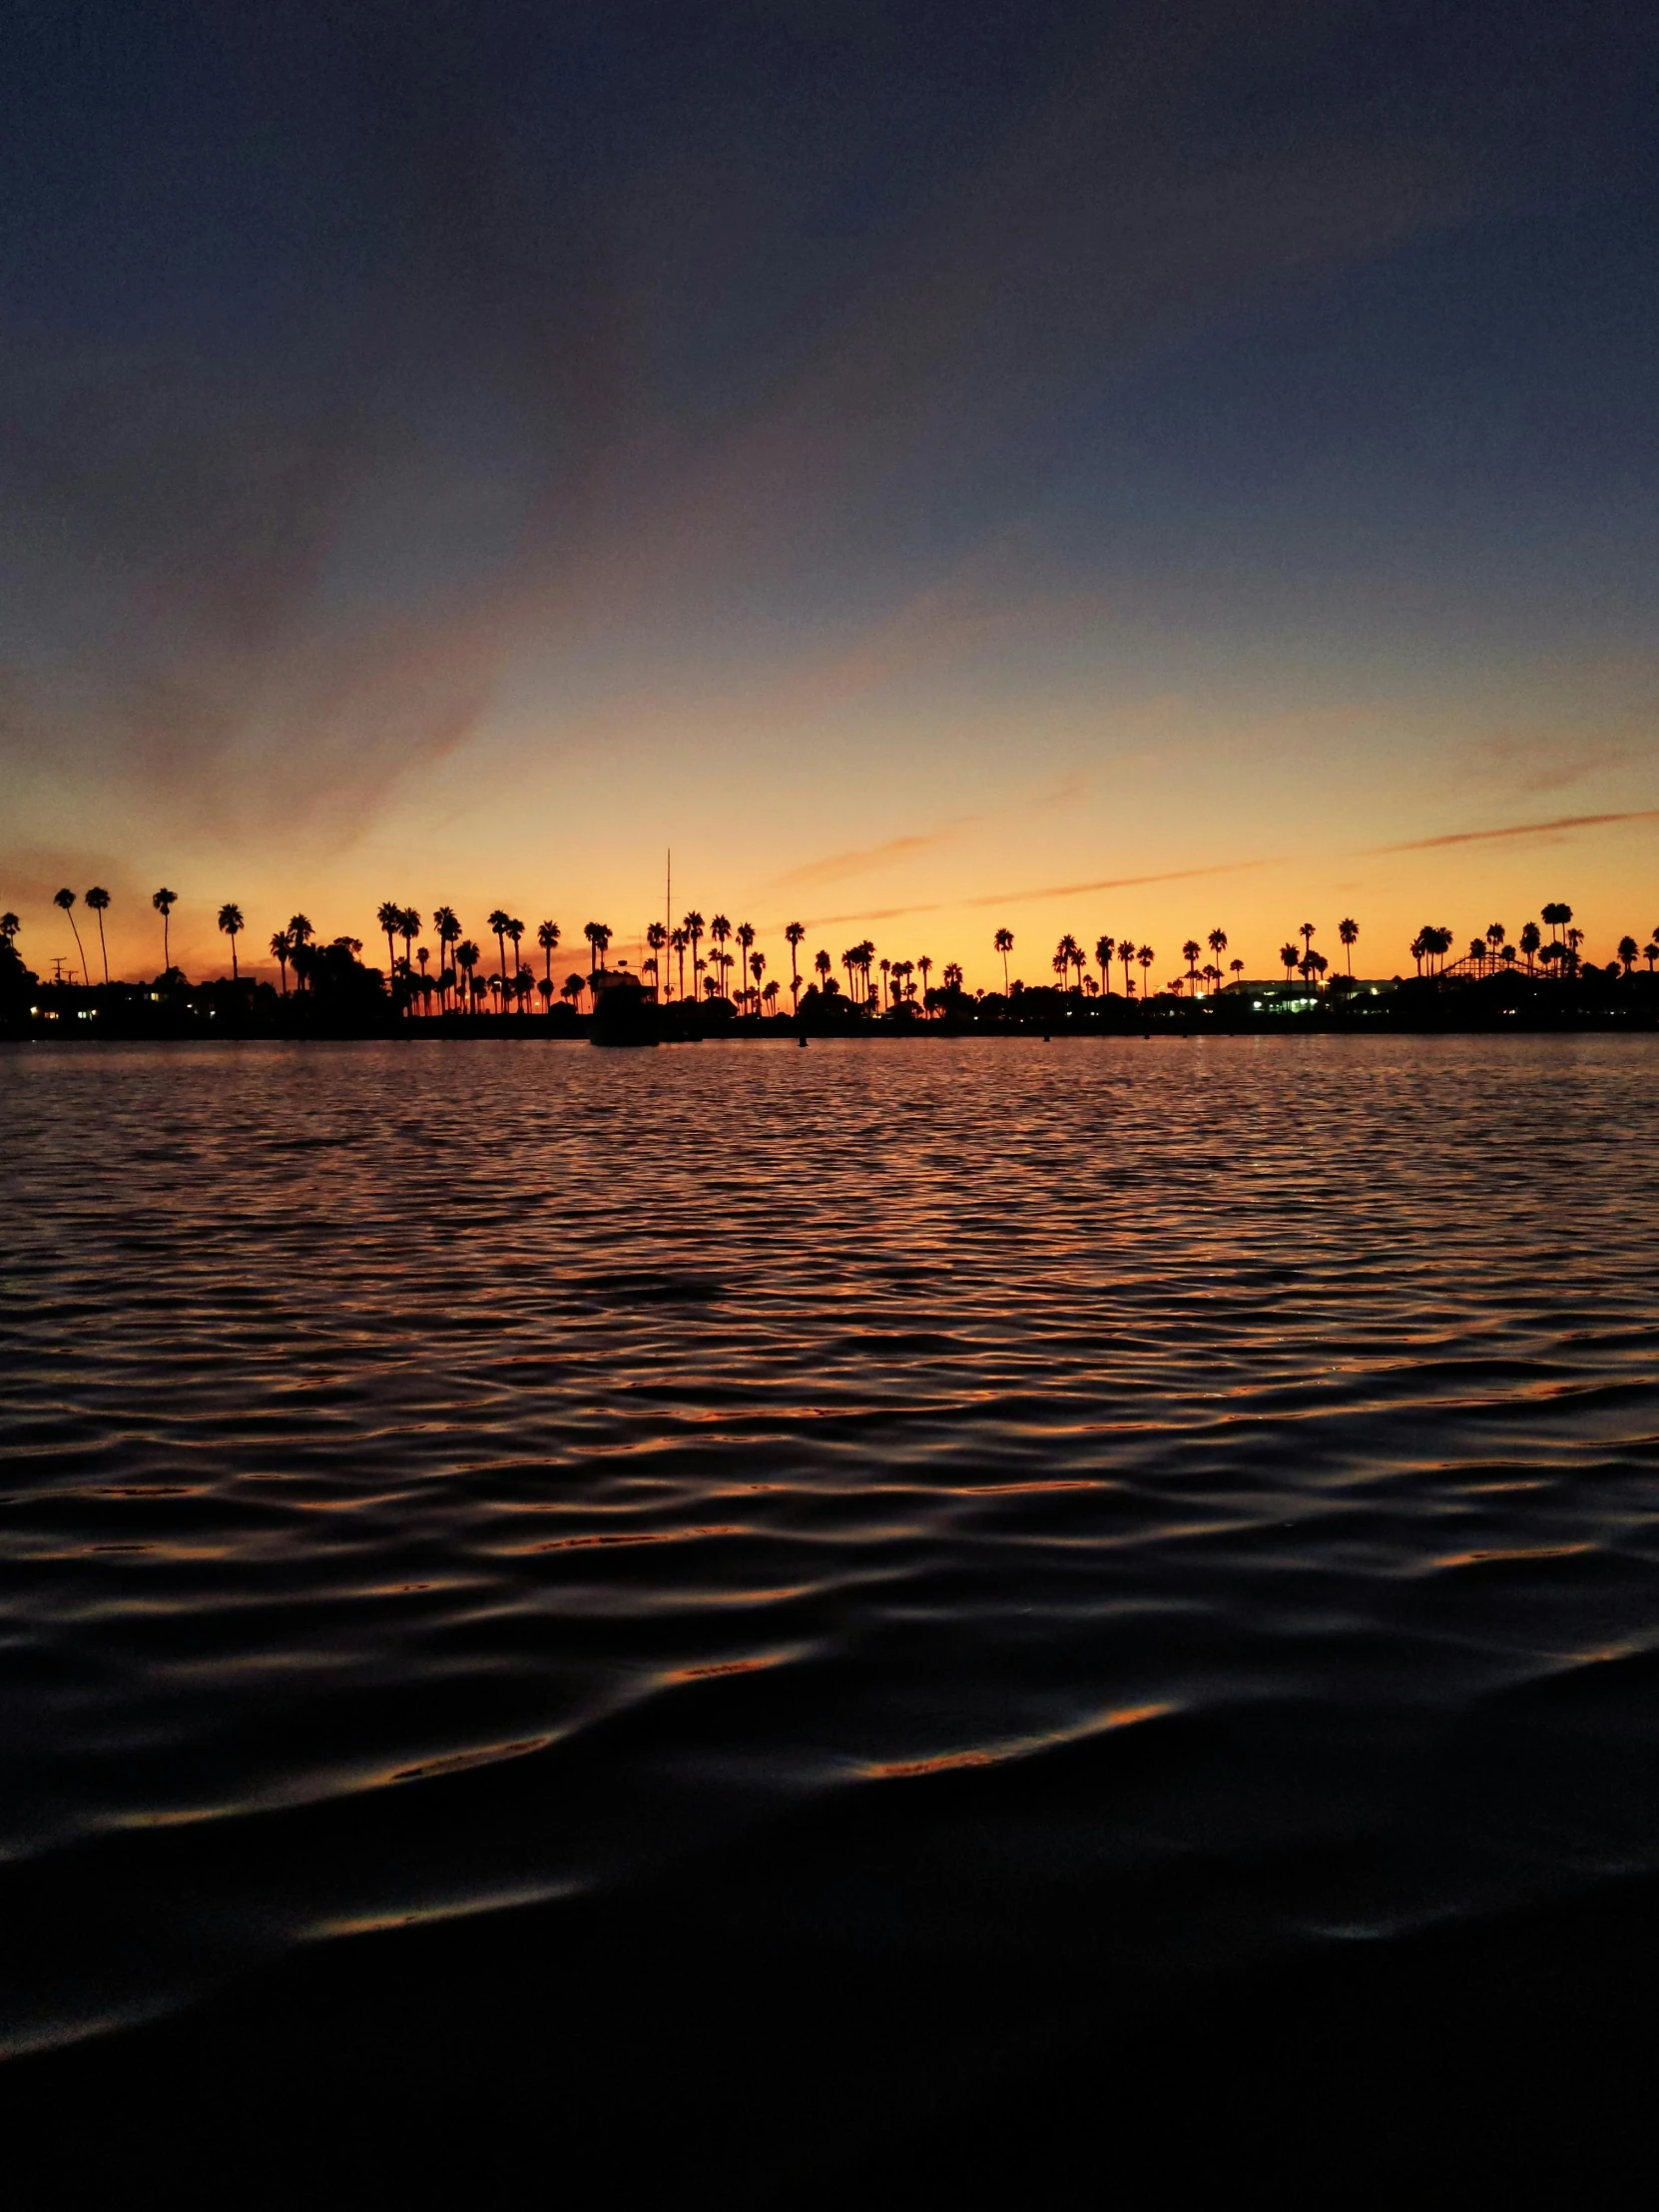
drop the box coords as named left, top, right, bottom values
left=5, top=1036, right=1659, bottom=2191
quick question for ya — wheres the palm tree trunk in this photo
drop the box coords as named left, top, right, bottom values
left=96, top=912, right=109, bottom=984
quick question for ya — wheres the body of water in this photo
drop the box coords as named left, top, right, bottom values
left=4, top=1035, right=1658, bottom=2196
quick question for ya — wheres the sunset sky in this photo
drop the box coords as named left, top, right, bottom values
left=3, top=0, right=1656, bottom=986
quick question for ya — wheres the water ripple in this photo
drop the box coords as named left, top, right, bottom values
left=2, top=1034, right=1658, bottom=2054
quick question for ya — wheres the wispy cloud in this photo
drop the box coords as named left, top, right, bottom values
left=1364, top=809, right=1659, bottom=855
left=795, top=854, right=1282, bottom=931
left=769, top=829, right=962, bottom=891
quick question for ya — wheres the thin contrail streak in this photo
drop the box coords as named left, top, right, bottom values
left=792, top=856, right=1284, bottom=931
left=1363, top=808, right=1659, bottom=854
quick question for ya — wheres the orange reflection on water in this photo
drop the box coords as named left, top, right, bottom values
left=865, top=1700, right=1175, bottom=1781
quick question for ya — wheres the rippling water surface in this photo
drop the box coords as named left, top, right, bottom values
left=4, top=1036, right=1659, bottom=2064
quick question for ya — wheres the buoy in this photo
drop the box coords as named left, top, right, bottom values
left=799, top=1034, right=808, bottom=1047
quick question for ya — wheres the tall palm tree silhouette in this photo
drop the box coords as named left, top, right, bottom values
left=456, top=939, right=480, bottom=1010
left=1299, top=921, right=1316, bottom=966
left=646, top=920, right=667, bottom=997
left=218, top=902, right=245, bottom=979
left=1095, top=935, right=1115, bottom=994
left=85, top=887, right=112, bottom=983
left=736, top=921, right=755, bottom=991
left=400, top=908, right=422, bottom=992
left=538, top=920, right=561, bottom=1006
left=433, top=907, right=462, bottom=1010
left=994, top=927, right=1013, bottom=993
left=1181, top=939, right=1201, bottom=993
left=917, top=954, right=932, bottom=1007
left=1120, top=941, right=1136, bottom=995
left=1338, top=917, right=1359, bottom=973
left=1519, top=921, right=1540, bottom=974
left=1280, top=941, right=1299, bottom=981
left=505, top=918, right=525, bottom=998
left=682, top=912, right=705, bottom=993
left=750, top=948, right=765, bottom=1007
left=153, top=887, right=179, bottom=975
left=53, top=889, right=89, bottom=984
left=286, top=913, right=314, bottom=989
left=1230, top=958, right=1245, bottom=987
left=376, top=900, right=403, bottom=978
left=269, top=930, right=291, bottom=994
left=0, top=912, right=18, bottom=942
left=1138, top=945, right=1155, bottom=993
left=1484, top=921, right=1504, bottom=972
left=1054, top=933, right=1082, bottom=991
left=1207, top=926, right=1228, bottom=981
left=710, top=914, right=731, bottom=991
left=670, top=926, right=688, bottom=1001
left=814, top=948, right=831, bottom=992
left=486, top=909, right=511, bottom=994
left=584, top=921, right=612, bottom=977
left=785, top=921, right=806, bottom=1009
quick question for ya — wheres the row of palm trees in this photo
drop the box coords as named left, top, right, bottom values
left=1405, top=905, right=1659, bottom=979
left=13, top=889, right=1656, bottom=1009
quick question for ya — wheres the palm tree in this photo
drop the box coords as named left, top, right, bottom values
left=85, top=887, right=112, bottom=983
left=456, top=939, right=480, bottom=1010
left=814, top=948, right=831, bottom=992
left=584, top=920, right=612, bottom=977
left=646, top=920, right=667, bottom=997
left=1181, top=939, right=1201, bottom=993
left=505, top=918, right=526, bottom=1001
left=1338, top=917, right=1359, bottom=973
left=53, top=888, right=89, bottom=983
left=487, top=909, right=511, bottom=992
left=763, top=979, right=780, bottom=1012
left=670, top=926, right=689, bottom=1000
left=1137, top=945, right=1155, bottom=994
left=433, top=907, right=462, bottom=1010
left=1230, top=958, right=1244, bottom=987
left=1095, top=935, right=1115, bottom=994
left=736, top=920, right=756, bottom=982
left=1565, top=925, right=1584, bottom=974
left=376, top=900, right=403, bottom=977
left=152, top=887, right=179, bottom=975
left=1207, top=927, right=1229, bottom=983
left=1485, top=922, right=1505, bottom=971
left=785, top=921, right=806, bottom=1010
left=942, top=962, right=963, bottom=992
left=1616, top=935, right=1638, bottom=973
left=0, top=911, right=18, bottom=941
left=1519, top=921, right=1541, bottom=974
left=538, top=920, right=561, bottom=1005
left=1299, top=922, right=1316, bottom=966
left=218, top=902, right=245, bottom=979
left=682, top=911, right=706, bottom=985
left=1052, top=936, right=1075, bottom=989
left=286, top=913, right=314, bottom=990
left=400, top=907, right=423, bottom=992
left=562, top=972, right=585, bottom=1007
left=1279, top=941, right=1299, bottom=981
left=710, top=915, right=732, bottom=992
left=750, top=948, right=766, bottom=1008
left=1120, top=941, right=1136, bottom=995
left=269, top=930, right=292, bottom=994
left=917, top=954, right=932, bottom=1008
left=878, top=955, right=891, bottom=1008
left=1644, top=942, right=1659, bottom=973
left=1541, top=901, right=1569, bottom=953
left=994, top=927, right=1014, bottom=994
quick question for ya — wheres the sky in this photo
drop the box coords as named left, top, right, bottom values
left=3, top=0, right=1657, bottom=988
